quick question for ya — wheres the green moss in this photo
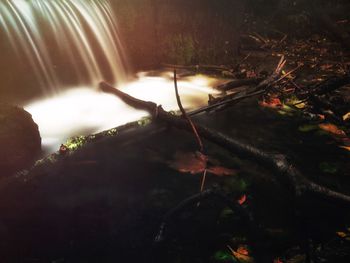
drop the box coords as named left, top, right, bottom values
left=163, top=34, right=195, bottom=64
left=107, top=128, right=118, bottom=136
left=137, top=116, right=152, bottom=127
left=64, top=135, right=87, bottom=151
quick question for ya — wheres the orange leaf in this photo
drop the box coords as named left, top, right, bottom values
left=319, top=123, right=346, bottom=137
left=227, top=245, right=253, bottom=262
left=337, top=231, right=347, bottom=238
left=170, top=151, right=237, bottom=176
left=238, top=194, right=247, bottom=205
left=343, top=112, right=350, bottom=121
left=318, top=114, right=325, bottom=120
left=339, top=145, right=350, bottom=151
left=169, top=151, right=207, bottom=174
left=237, top=246, right=249, bottom=256
left=259, top=98, right=282, bottom=109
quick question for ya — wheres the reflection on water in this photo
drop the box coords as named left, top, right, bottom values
left=25, top=72, right=221, bottom=153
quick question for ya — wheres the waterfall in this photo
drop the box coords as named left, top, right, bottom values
left=0, top=0, right=222, bottom=154
left=0, top=0, right=128, bottom=94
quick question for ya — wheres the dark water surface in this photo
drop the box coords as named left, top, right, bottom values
left=0, top=99, right=349, bottom=262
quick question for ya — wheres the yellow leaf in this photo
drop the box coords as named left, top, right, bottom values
left=343, top=112, right=350, bottom=121
left=294, top=102, right=306, bottom=109
left=337, top=232, right=347, bottom=238
left=339, top=145, right=350, bottom=151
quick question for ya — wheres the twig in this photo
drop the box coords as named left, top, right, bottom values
left=174, top=70, right=207, bottom=197
left=274, top=64, right=302, bottom=84
left=227, top=245, right=242, bottom=263
left=200, top=169, right=207, bottom=192
left=154, top=188, right=256, bottom=243
left=174, top=69, right=204, bottom=152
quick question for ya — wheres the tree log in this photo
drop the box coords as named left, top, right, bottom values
left=162, top=63, right=231, bottom=73
left=216, top=78, right=262, bottom=92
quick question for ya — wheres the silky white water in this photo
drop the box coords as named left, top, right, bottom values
left=0, top=0, right=128, bottom=92
left=25, top=72, right=221, bottom=153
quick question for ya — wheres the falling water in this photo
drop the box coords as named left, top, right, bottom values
left=0, top=0, right=128, bottom=93
left=0, top=0, right=223, bottom=154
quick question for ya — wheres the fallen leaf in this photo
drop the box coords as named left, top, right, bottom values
left=339, top=145, right=350, bottom=151
left=319, top=123, right=346, bottom=137
left=259, top=97, right=282, bottom=109
left=286, top=96, right=306, bottom=109
left=169, top=151, right=207, bottom=174
left=169, top=151, right=236, bottom=176
left=237, top=246, right=249, bottom=256
left=318, top=114, right=325, bottom=120
left=343, top=112, right=350, bottom=121
left=227, top=245, right=254, bottom=263
left=337, top=231, right=347, bottom=238
left=294, top=102, right=306, bottom=109
left=238, top=194, right=247, bottom=205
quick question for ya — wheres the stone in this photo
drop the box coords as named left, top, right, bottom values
left=0, top=103, right=41, bottom=177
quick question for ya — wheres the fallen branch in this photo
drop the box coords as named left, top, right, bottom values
left=205, top=56, right=286, bottom=109
left=298, top=74, right=350, bottom=100
left=162, top=63, right=231, bottom=73
left=216, top=78, right=262, bottom=92
left=99, top=81, right=350, bottom=204
left=174, top=70, right=207, bottom=196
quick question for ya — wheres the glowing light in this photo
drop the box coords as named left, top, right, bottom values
left=25, top=73, right=221, bottom=153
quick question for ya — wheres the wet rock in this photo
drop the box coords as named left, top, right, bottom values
left=0, top=103, right=41, bottom=176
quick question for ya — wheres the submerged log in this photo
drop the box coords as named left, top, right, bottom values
left=99, top=81, right=350, bottom=204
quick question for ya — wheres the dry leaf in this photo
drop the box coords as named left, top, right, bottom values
left=337, top=231, right=347, bottom=238
left=343, top=112, right=350, bottom=121
left=319, top=123, right=346, bottom=137
left=259, top=98, right=282, bottom=109
left=169, top=151, right=236, bottom=176
left=339, top=145, right=350, bottom=151
left=238, top=194, right=247, bottom=205
left=169, top=151, right=207, bottom=174
left=228, top=245, right=254, bottom=263
left=237, top=246, right=249, bottom=256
